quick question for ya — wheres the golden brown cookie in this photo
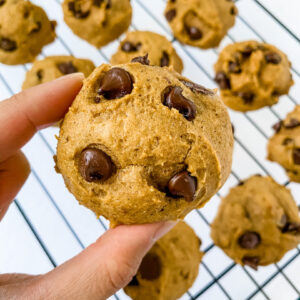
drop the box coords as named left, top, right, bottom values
left=268, top=106, right=300, bottom=182
left=55, top=59, right=233, bottom=226
left=22, top=55, right=95, bottom=89
left=110, top=31, right=183, bottom=74
left=62, top=0, right=132, bottom=48
left=164, top=0, right=237, bottom=49
left=211, top=175, right=300, bottom=269
left=0, top=0, right=56, bottom=65
left=214, top=41, right=294, bottom=111
left=124, top=221, right=203, bottom=300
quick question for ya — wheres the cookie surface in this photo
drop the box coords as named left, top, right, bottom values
left=211, top=175, right=300, bottom=269
left=124, top=221, right=203, bottom=300
left=56, top=60, right=233, bottom=226
left=110, top=31, right=183, bottom=74
left=22, top=55, right=95, bottom=89
left=0, top=0, right=56, bottom=65
left=214, top=41, right=294, bottom=111
left=268, top=106, right=300, bottom=182
left=164, top=0, right=237, bottom=49
left=62, top=0, right=132, bottom=48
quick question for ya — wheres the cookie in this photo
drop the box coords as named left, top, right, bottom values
left=0, top=0, right=56, bottom=65
left=62, top=0, right=132, bottom=48
left=110, top=31, right=183, bottom=74
left=55, top=58, right=233, bottom=226
left=164, top=0, right=237, bottom=49
left=124, top=221, right=203, bottom=300
left=214, top=41, right=294, bottom=112
left=268, top=106, right=300, bottom=182
left=211, top=175, right=300, bottom=269
left=22, top=55, right=95, bottom=89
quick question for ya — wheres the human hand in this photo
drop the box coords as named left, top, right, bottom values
left=0, top=73, right=175, bottom=299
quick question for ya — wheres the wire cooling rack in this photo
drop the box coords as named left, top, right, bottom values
left=1, top=0, right=300, bottom=299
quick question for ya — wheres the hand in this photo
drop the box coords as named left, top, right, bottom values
left=0, top=73, right=175, bottom=300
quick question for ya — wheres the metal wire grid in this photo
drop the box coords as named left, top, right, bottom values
left=0, top=0, right=300, bottom=299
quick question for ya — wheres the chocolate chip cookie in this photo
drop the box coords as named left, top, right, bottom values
left=211, top=175, right=300, bottom=269
left=124, top=221, right=203, bottom=300
left=62, top=0, right=132, bottom=48
left=164, top=0, right=237, bottom=49
left=55, top=58, right=233, bottom=226
left=110, top=31, right=183, bottom=74
left=22, top=55, right=95, bottom=89
left=0, top=0, right=56, bottom=65
left=214, top=41, right=294, bottom=111
left=268, top=106, right=300, bottom=182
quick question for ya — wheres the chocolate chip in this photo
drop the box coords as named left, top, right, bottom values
left=241, top=46, right=254, bottom=57
left=180, top=79, right=214, bottom=95
left=238, top=232, right=261, bottom=249
left=163, top=86, right=197, bottom=121
left=285, top=118, right=300, bottom=129
left=282, top=222, right=300, bottom=234
left=242, top=256, right=259, bottom=270
left=292, top=149, right=300, bottom=165
left=168, top=170, right=197, bottom=202
left=272, top=120, right=283, bottom=133
left=106, top=0, right=111, bottom=9
left=97, top=68, right=133, bottom=100
left=265, top=52, right=282, bottom=64
left=0, top=0, right=5, bottom=6
left=139, top=253, right=162, bottom=280
left=214, top=71, right=230, bottom=90
left=186, top=26, right=203, bottom=40
left=238, top=92, right=254, bottom=104
left=57, top=61, right=78, bottom=75
left=238, top=181, right=244, bottom=186
left=230, top=6, right=238, bottom=15
left=78, top=148, right=114, bottom=182
left=228, top=61, right=241, bottom=73
left=121, top=41, right=139, bottom=52
left=282, top=138, right=293, bottom=146
left=30, top=21, right=42, bottom=34
left=160, top=51, right=169, bottom=67
left=0, top=37, right=17, bottom=52
left=165, top=9, right=176, bottom=22
left=231, top=123, right=235, bottom=134
left=36, top=69, right=43, bottom=81
left=128, top=275, right=139, bottom=286
left=131, top=54, right=150, bottom=65
left=68, top=1, right=90, bottom=18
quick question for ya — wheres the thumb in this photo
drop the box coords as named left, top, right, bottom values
left=28, top=222, right=175, bottom=300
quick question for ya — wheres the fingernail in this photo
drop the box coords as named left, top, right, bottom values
left=153, top=221, right=177, bottom=242
left=55, top=72, right=85, bottom=81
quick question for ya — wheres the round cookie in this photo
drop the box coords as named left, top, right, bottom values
left=268, top=106, right=300, bottom=183
left=164, top=0, right=237, bottom=49
left=62, top=0, right=132, bottom=48
left=55, top=58, right=233, bottom=226
left=124, top=221, right=203, bottom=300
left=0, top=0, right=56, bottom=65
left=110, top=31, right=183, bottom=74
left=22, top=55, right=95, bottom=89
left=214, top=41, right=294, bottom=112
left=211, top=175, right=300, bottom=269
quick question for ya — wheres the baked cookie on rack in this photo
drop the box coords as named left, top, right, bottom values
left=164, top=0, right=237, bottom=49
left=0, top=0, right=56, bottom=65
left=124, top=221, right=203, bottom=300
left=267, top=105, right=300, bottom=183
left=214, top=40, right=294, bottom=111
left=110, top=31, right=183, bottom=74
left=211, top=175, right=300, bottom=269
left=62, top=0, right=132, bottom=48
left=55, top=56, right=233, bottom=226
left=22, top=55, right=95, bottom=89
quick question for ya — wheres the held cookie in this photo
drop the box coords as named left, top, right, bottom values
left=124, top=222, right=203, bottom=300
left=62, top=0, right=132, bottom=48
left=268, top=106, right=300, bottom=182
left=164, top=0, right=237, bottom=49
left=211, top=175, right=300, bottom=269
left=22, top=56, right=95, bottom=89
left=0, top=0, right=56, bottom=65
left=110, top=31, right=183, bottom=74
left=55, top=58, right=233, bottom=226
left=214, top=41, right=294, bottom=111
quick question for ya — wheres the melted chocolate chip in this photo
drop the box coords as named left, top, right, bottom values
left=36, top=69, right=43, bottom=81
left=168, top=170, right=197, bottom=202
left=106, top=0, right=111, bottom=9
left=285, top=118, right=300, bottom=129
left=78, top=148, right=114, bottom=182
left=230, top=6, right=238, bottom=15
left=186, top=26, right=203, bottom=40
left=68, top=1, right=90, bottom=18
left=292, top=149, right=300, bottom=165
left=0, top=37, right=17, bottom=52
left=228, top=61, right=241, bottom=73
left=241, top=46, right=254, bottom=57
left=238, top=232, right=261, bottom=249
left=238, top=92, right=254, bottom=104
left=131, top=54, right=150, bottom=65
left=282, top=222, right=300, bottom=234
left=128, top=275, right=139, bottom=286
left=180, top=79, right=213, bottom=95
left=160, top=51, right=169, bottom=67
left=165, top=9, right=176, bottom=22
left=272, top=120, right=283, bottom=133
left=215, top=71, right=230, bottom=90
left=242, top=256, right=259, bottom=270
left=57, top=61, right=78, bottom=74
left=30, top=21, right=42, bottom=34
left=0, top=0, right=5, bottom=6
left=282, top=138, right=294, bottom=146
left=97, top=68, right=133, bottom=100
left=139, top=253, right=162, bottom=280
left=163, top=86, right=197, bottom=121
left=121, top=41, right=139, bottom=52
left=238, top=181, right=244, bottom=186
left=265, top=52, right=282, bottom=64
